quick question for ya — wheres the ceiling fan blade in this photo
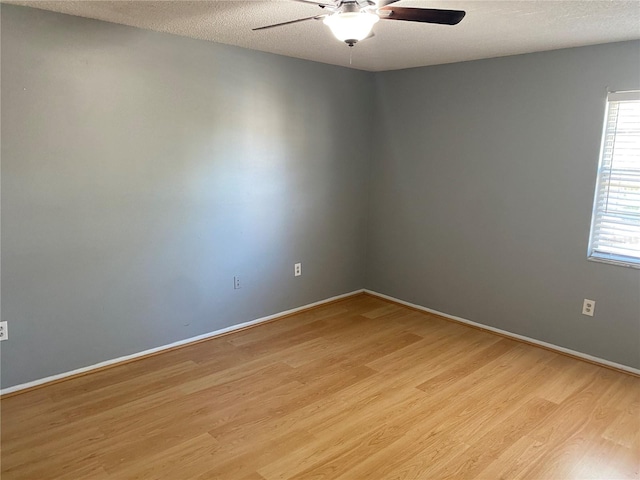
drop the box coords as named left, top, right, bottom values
left=378, top=6, right=465, bottom=25
left=290, top=0, right=334, bottom=7
left=253, top=14, right=327, bottom=31
left=374, top=0, right=401, bottom=6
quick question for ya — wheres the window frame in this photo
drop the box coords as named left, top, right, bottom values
left=587, top=90, right=640, bottom=269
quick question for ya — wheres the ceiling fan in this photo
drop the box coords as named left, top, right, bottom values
left=253, top=0, right=465, bottom=47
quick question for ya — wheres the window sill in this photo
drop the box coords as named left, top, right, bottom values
left=587, top=255, right=640, bottom=270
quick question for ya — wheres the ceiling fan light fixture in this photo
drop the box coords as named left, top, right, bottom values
left=323, top=11, right=379, bottom=45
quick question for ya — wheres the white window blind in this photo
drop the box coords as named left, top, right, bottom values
left=588, top=91, right=640, bottom=268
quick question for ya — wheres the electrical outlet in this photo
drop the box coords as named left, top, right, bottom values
left=234, top=276, right=241, bottom=290
left=294, top=263, right=302, bottom=277
left=582, top=299, right=595, bottom=317
left=0, top=321, right=7, bottom=341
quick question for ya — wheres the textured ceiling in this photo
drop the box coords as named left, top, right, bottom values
left=6, top=0, right=640, bottom=71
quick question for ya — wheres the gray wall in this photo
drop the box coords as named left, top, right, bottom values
left=1, top=5, right=373, bottom=388
left=2, top=5, right=639, bottom=390
left=367, top=41, right=640, bottom=369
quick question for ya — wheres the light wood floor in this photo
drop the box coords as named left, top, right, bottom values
left=2, top=294, right=639, bottom=479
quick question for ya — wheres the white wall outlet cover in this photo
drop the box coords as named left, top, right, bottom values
left=582, top=299, right=596, bottom=316
left=0, top=321, right=7, bottom=341
left=294, top=263, right=302, bottom=276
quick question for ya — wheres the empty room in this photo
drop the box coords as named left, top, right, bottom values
left=1, top=1, right=639, bottom=479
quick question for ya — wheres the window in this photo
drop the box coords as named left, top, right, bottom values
left=588, top=91, right=640, bottom=268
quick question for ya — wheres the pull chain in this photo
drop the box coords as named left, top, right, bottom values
left=349, top=47, right=353, bottom=66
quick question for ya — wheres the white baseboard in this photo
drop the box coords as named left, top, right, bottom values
left=1, top=289, right=365, bottom=395
left=365, top=289, right=640, bottom=376
left=5, top=287, right=636, bottom=395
